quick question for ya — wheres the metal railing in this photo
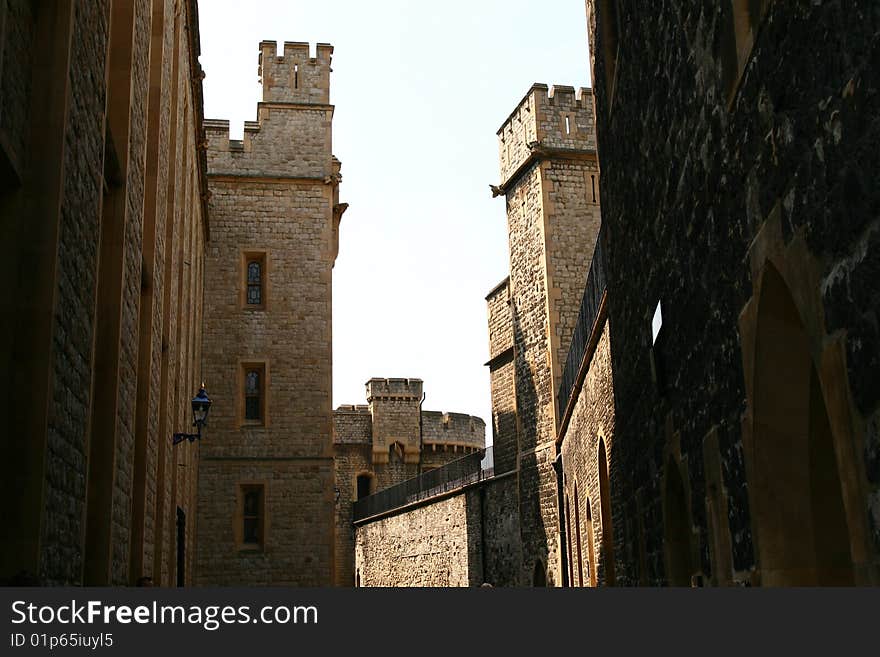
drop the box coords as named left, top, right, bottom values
left=557, top=226, right=607, bottom=420
left=353, top=446, right=496, bottom=521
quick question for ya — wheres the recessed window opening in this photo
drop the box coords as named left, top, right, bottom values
left=243, top=364, right=266, bottom=423
left=294, top=63, right=299, bottom=89
left=591, top=175, right=597, bottom=203
left=247, top=260, right=262, bottom=305
left=356, top=474, right=373, bottom=501
left=565, top=115, right=571, bottom=134
left=241, top=485, right=264, bottom=547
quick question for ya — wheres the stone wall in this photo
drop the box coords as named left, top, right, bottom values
left=486, top=280, right=519, bottom=475
left=585, top=1, right=880, bottom=584
left=354, top=473, right=518, bottom=587
left=0, top=0, right=207, bottom=586
left=559, top=319, right=617, bottom=586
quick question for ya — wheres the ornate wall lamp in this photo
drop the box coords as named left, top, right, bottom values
left=172, top=384, right=212, bottom=445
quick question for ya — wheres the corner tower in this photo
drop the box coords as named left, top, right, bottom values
left=488, top=84, right=601, bottom=585
left=196, top=41, right=346, bottom=586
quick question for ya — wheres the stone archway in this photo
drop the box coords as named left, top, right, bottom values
left=738, top=206, right=874, bottom=585
left=749, top=264, right=853, bottom=585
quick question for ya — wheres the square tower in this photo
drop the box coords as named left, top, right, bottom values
left=488, top=84, right=602, bottom=586
left=197, top=40, right=346, bottom=586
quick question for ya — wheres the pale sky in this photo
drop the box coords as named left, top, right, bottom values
left=198, top=0, right=592, bottom=439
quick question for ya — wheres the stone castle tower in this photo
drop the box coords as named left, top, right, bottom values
left=487, top=84, right=601, bottom=585
left=196, top=41, right=346, bottom=585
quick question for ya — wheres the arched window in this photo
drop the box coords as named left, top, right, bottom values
left=389, top=442, right=405, bottom=463
left=598, top=438, right=615, bottom=585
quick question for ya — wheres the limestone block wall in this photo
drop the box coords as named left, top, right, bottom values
left=421, top=411, right=486, bottom=450
left=498, top=90, right=539, bottom=185
left=259, top=40, right=332, bottom=105
left=354, top=474, right=519, bottom=587
left=486, top=280, right=519, bottom=476
left=0, top=0, right=208, bottom=586
left=497, top=84, right=596, bottom=184
left=543, top=157, right=602, bottom=394
left=536, top=86, right=596, bottom=153
left=559, top=321, right=617, bottom=587
left=196, top=460, right=334, bottom=586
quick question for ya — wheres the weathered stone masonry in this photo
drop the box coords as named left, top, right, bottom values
left=584, top=0, right=880, bottom=585
left=354, top=472, right=518, bottom=588
left=489, top=84, right=602, bottom=585
left=0, top=0, right=208, bottom=586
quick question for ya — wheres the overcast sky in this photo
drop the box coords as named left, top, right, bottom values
left=198, top=0, right=592, bottom=439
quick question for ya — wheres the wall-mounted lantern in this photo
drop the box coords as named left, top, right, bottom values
left=172, top=384, right=212, bottom=445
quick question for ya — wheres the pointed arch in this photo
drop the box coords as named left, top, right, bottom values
left=597, top=437, right=615, bottom=585
left=749, top=263, right=853, bottom=585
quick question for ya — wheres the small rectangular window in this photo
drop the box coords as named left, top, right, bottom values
left=239, top=484, right=265, bottom=549
left=241, top=362, right=267, bottom=425
left=242, top=252, right=267, bottom=309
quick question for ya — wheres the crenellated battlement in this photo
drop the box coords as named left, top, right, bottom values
left=258, top=40, right=333, bottom=105
left=365, top=378, right=424, bottom=402
left=421, top=411, right=486, bottom=450
left=205, top=39, right=338, bottom=180
left=497, top=83, right=597, bottom=187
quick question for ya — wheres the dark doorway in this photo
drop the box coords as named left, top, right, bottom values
left=176, top=507, right=185, bottom=587
left=356, top=474, right=373, bottom=501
